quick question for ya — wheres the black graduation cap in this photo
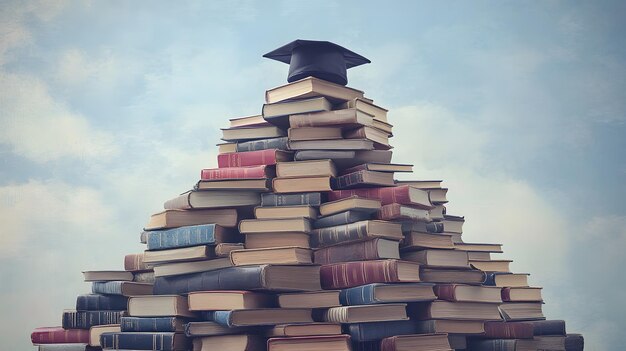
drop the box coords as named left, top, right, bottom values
left=263, top=39, right=370, bottom=86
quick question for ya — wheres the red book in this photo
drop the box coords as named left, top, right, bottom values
left=124, top=253, right=150, bottom=272
left=328, top=185, right=432, bottom=209
left=482, top=321, right=534, bottom=339
left=31, top=327, right=90, bottom=344
left=217, top=149, right=292, bottom=168
left=314, top=238, right=399, bottom=265
left=200, top=165, right=275, bottom=180
left=320, top=259, right=420, bottom=289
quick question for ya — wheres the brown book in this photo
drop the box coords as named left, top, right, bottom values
left=239, top=218, right=311, bottom=233
left=402, top=249, right=470, bottom=268
left=278, top=290, right=341, bottom=308
left=410, top=301, right=502, bottom=321
left=434, top=284, right=503, bottom=303
left=439, top=218, right=464, bottom=234
left=455, top=242, right=503, bottom=252
left=487, top=273, right=530, bottom=287
left=188, top=291, right=276, bottom=311
left=193, top=334, right=265, bottom=351
left=482, top=321, right=534, bottom=339
left=288, top=138, right=374, bottom=151
left=230, top=247, right=313, bottom=266
left=376, top=203, right=431, bottom=221
left=320, top=259, right=421, bottom=289
left=164, top=190, right=260, bottom=210
left=185, top=321, right=247, bottom=337
left=89, top=324, right=120, bottom=347
left=82, top=271, right=133, bottom=282
left=265, top=77, right=364, bottom=103
left=212, top=308, right=313, bottom=327
left=215, top=243, right=245, bottom=257
left=334, top=170, right=395, bottom=189
left=268, top=335, right=351, bottom=351
left=152, top=258, right=233, bottom=277
left=124, top=253, right=150, bottom=272
left=245, top=232, right=311, bottom=249
left=311, top=220, right=403, bottom=248
left=501, top=287, right=543, bottom=302
left=419, top=268, right=486, bottom=284
left=402, top=232, right=455, bottom=250
left=272, top=176, right=333, bottom=193
left=145, top=209, right=238, bottom=230
left=128, top=295, right=196, bottom=317
left=143, top=245, right=216, bottom=264
left=344, top=126, right=391, bottom=148
left=195, top=179, right=271, bottom=191
left=470, top=260, right=512, bottom=272
left=467, top=252, right=491, bottom=260
left=395, top=180, right=443, bottom=188
left=499, top=302, right=545, bottom=321
left=276, top=160, right=336, bottom=178
left=289, top=108, right=373, bottom=128
left=381, top=334, right=451, bottom=351
left=324, top=304, right=408, bottom=323
left=221, top=126, right=286, bottom=142
left=314, top=238, right=400, bottom=265
left=341, top=98, right=388, bottom=122
left=266, top=323, right=342, bottom=337
left=255, top=205, right=318, bottom=220
left=263, top=96, right=332, bottom=118
left=288, top=127, right=343, bottom=141
left=229, top=114, right=269, bottom=128
left=319, top=196, right=381, bottom=216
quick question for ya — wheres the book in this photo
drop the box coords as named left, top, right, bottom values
left=82, top=271, right=133, bottom=282
left=344, top=126, right=391, bottom=149
left=124, top=253, right=150, bottom=272
left=254, top=205, right=318, bottom=220
left=266, top=323, right=342, bottom=337
left=408, top=301, right=502, bottom=321
left=153, top=265, right=321, bottom=294
left=230, top=247, right=313, bottom=266
left=210, top=308, right=313, bottom=327
left=229, top=114, right=269, bottom=128
left=263, top=96, right=333, bottom=128
left=215, top=243, right=245, bottom=257
left=467, top=336, right=565, bottom=351
left=313, top=210, right=371, bottom=228
left=88, top=324, right=120, bottom=347
left=324, top=303, right=408, bottom=323
left=62, top=310, right=125, bottom=329
left=339, top=283, right=436, bottom=305
left=200, top=165, right=275, bottom=180
left=221, top=125, right=286, bottom=142
left=163, top=190, right=260, bottom=210
left=152, top=257, right=233, bottom=277
left=427, top=188, right=448, bottom=204
left=288, top=126, right=343, bottom=141
left=272, top=176, right=333, bottom=193
left=328, top=185, right=433, bottom=209
left=31, top=327, right=90, bottom=344
left=398, top=221, right=444, bottom=234
left=468, top=251, right=492, bottom=260
left=188, top=291, right=276, bottom=310
left=455, top=242, right=503, bottom=252
left=320, top=260, right=421, bottom=289
left=341, top=97, right=388, bottom=122
left=75, top=294, right=127, bottom=311
left=143, top=245, right=217, bottom=264
left=276, top=159, right=336, bottom=178
left=91, top=281, right=153, bottom=296
left=313, top=238, right=400, bottom=265
left=419, top=268, right=486, bottom=284
left=340, top=163, right=413, bottom=174
left=376, top=203, right=431, bottom=222
left=218, top=149, right=292, bottom=168
left=128, top=295, right=195, bottom=318
left=268, top=335, right=351, bottom=351
left=470, top=259, right=512, bottom=272
left=429, top=204, right=445, bottom=220
left=236, top=137, right=290, bottom=152
left=311, top=220, right=403, bottom=248
left=195, top=179, right=272, bottom=191
left=133, top=271, right=155, bottom=283
left=193, top=334, right=265, bottom=351
left=380, top=334, right=451, bottom=351
left=288, top=138, right=375, bottom=151
left=529, top=319, right=566, bottom=335
left=347, top=320, right=422, bottom=342
left=565, top=334, right=584, bottom=351
left=121, top=317, right=187, bottom=332
left=295, top=150, right=393, bottom=167
left=289, top=108, right=373, bottom=128
left=261, top=192, right=322, bottom=207
left=499, top=302, right=545, bottom=321
left=395, top=180, right=442, bottom=188
left=36, top=344, right=96, bottom=351
left=265, top=76, right=364, bottom=104
left=334, top=170, right=395, bottom=189
left=244, top=232, right=311, bottom=249
left=401, top=249, right=469, bottom=268
left=413, top=319, right=485, bottom=334
left=319, top=196, right=381, bottom=216
left=184, top=321, right=251, bottom=337
left=438, top=218, right=464, bottom=234
left=277, top=290, right=341, bottom=308
left=483, top=273, right=529, bottom=287
left=434, top=284, right=503, bottom=303
left=401, top=232, right=455, bottom=250
left=145, top=209, right=238, bottom=230
left=239, top=217, right=311, bottom=233
left=482, top=321, right=534, bottom=339
left=100, top=332, right=189, bottom=351
left=145, top=224, right=240, bottom=250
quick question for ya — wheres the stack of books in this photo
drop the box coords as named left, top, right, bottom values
left=30, top=74, right=583, bottom=351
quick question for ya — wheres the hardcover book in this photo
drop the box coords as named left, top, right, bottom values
left=313, top=238, right=400, bottom=265
left=311, top=220, right=403, bottom=248
left=121, top=317, right=187, bottom=332
left=62, top=310, right=125, bottom=329
left=145, top=224, right=241, bottom=250
left=100, top=332, right=189, bottom=351
left=200, top=165, right=275, bottom=180
left=31, top=327, right=90, bottom=344
left=75, top=294, right=127, bottom=311
left=218, top=149, right=292, bottom=168
left=339, top=283, right=436, bottom=305
left=320, top=259, right=421, bottom=289
left=236, top=137, right=289, bottom=152
left=328, top=185, right=433, bottom=209
left=313, top=210, right=371, bottom=228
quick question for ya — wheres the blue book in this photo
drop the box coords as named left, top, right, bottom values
left=208, top=309, right=312, bottom=328
left=62, top=311, right=125, bottom=329
left=347, top=320, right=421, bottom=342
left=120, top=317, right=189, bottom=332
left=75, top=294, right=127, bottom=311
left=339, top=283, right=436, bottom=305
left=261, top=192, right=322, bottom=207
left=100, top=332, right=188, bottom=351
left=92, top=281, right=153, bottom=296
left=146, top=224, right=240, bottom=250
left=313, top=210, right=371, bottom=229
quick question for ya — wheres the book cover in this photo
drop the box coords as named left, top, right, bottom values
left=124, top=253, right=150, bottom=272
left=311, top=220, right=401, bottom=248
left=100, top=332, right=188, bottom=351
left=313, top=238, right=398, bottom=265
left=236, top=137, right=289, bottom=152
left=530, top=320, right=566, bottom=336
left=320, top=260, right=419, bottom=289
left=482, top=321, right=534, bottom=339
left=145, top=224, right=241, bottom=250
left=313, top=210, right=371, bottom=229
left=200, top=165, right=274, bottom=180
left=31, top=327, right=90, bottom=344
left=261, top=192, right=322, bottom=207
left=218, top=149, right=291, bottom=168
left=328, top=185, right=432, bottom=208
left=120, top=317, right=186, bottom=332
left=62, top=311, right=125, bottom=329
left=339, top=283, right=435, bottom=305
left=75, top=294, right=128, bottom=311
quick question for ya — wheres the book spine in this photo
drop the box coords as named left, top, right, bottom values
left=320, top=260, right=400, bottom=289
left=324, top=307, right=350, bottom=323
left=76, top=294, right=128, bottom=311
left=376, top=203, right=402, bottom=220
left=209, top=311, right=234, bottom=328
left=466, top=339, right=517, bottom=351
left=31, top=328, right=90, bottom=344
left=120, top=317, right=179, bottom=332
left=433, top=284, right=458, bottom=302
left=236, top=137, right=289, bottom=152
left=333, top=171, right=366, bottom=189
left=217, top=149, right=277, bottom=168
left=339, top=284, right=379, bottom=305
left=483, top=321, right=534, bottom=339
left=146, top=224, right=217, bottom=250
left=200, top=165, right=268, bottom=180
left=153, top=266, right=265, bottom=295
left=530, top=320, right=566, bottom=336
left=62, top=311, right=124, bottom=329
left=314, top=239, right=384, bottom=265
left=260, top=192, right=322, bottom=207
left=311, top=221, right=369, bottom=248
left=124, top=253, right=149, bottom=272
left=91, top=281, right=123, bottom=295
left=347, top=320, right=419, bottom=342
left=313, top=211, right=371, bottom=229
left=100, top=332, right=178, bottom=351
left=380, top=337, right=396, bottom=351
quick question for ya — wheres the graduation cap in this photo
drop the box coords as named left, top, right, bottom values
left=263, top=39, right=370, bottom=86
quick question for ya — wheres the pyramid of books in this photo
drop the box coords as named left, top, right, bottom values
left=31, top=40, right=584, bottom=351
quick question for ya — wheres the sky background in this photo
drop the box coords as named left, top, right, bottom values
left=1, top=1, right=625, bottom=350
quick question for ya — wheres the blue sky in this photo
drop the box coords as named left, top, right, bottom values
left=1, top=1, right=625, bottom=349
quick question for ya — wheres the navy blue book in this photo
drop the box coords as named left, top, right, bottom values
left=120, top=317, right=189, bottom=332
left=313, top=210, right=371, bottom=229
left=347, top=320, right=421, bottom=342
left=530, top=320, right=566, bottom=336
left=62, top=310, right=125, bottom=329
left=565, top=334, right=584, bottom=351
left=145, top=224, right=240, bottom=250
left=75, top=294, right=127, bottom=311
left=237, top=137, right=289, bottom=152
left=339, top=283, right=436, bottom=305
left=91, top=281, right=153, bottom=296
left=261, top=192, right=322, bottom=207
left=100, top=332, right=188, bottom=351
left=352, top=341, right=381, bottom=351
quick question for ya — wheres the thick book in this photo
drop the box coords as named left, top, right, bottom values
left=230, top=247, right=313, bottom=266
left=31, top=327, right=90, bottom=344
left=347, top=320, right=422, bottom=342
left=239, top=217, right=311, bottom=233
left=434, top=284, right=502, bottom=303
left=265, top=77, right=365, bottom=104
left=89, top=325, right=120, bottom=347
left=210, top=308, right=313, bottom=327
left=344, top=126, right=391, bottom=149
left=277, top=290, right=341, bottom=308
left=184, top=321, right=252, bottom=337
left=268, top=335, right=351, bottom=351
left=334, top=170, right=395, bottom=189
left=267, top=323, right=342, bottom=337
left=263, top=96, right=333, bottom=128
left=499, top=302, right=545, bottom=321
left=402, top=249, right=470, bottom=268
left=143, top=245, right=217, bottom=264
left=483, top=272, right=529, bottom=287
left=380, top=334, right=451, bottom=351
left=153, top=265, right=321, bottom=294
left=121, top=317, right=187, bottom=332
left=376, top=203, right=431, bottom=221
left=319, top=196, right=381, bottom=216
left=340, top=163, right=413, bottom=175
left=91, top=281, right=153, bottom=296
left=289, top=108, right=373, bottom=128
left=401, top=232, right=455, bottom=250
left=236, top=137, right=289, bottom=152
left=339, top=283, right=436, bottom=305
left=62, top=310, right=125, bottom=329
left=276, top=159, right=336, bottom=178
left=145, top=209, right=238, bottom=230
left=341, top=97, right=388, bottom=122
left=244, top=232, right=311, bottom=249
left=328, top=185, right=433, bottom=209
left=529, top=320, right=566, bottom=336
left=324, top=303, right=408, bottom=323
left=100, top=332, right=189, bottom=351
left=152, top=257, right=233, bottom=277
left=163, top=190, right=260, bottom=210
left=193, top=334, right=265, bottom=351
left=124, top=253, right=150, bottom=272
left=200, top=165, right=275, bottom=180
left=320, top=259, right=421, bottom=289
left=294, top=150, right=393, bottom=167
left=218, top=149, right=292, bottom=168
left=188, top=291, right=276, bottom=310
left=408, top=301, right=502, bottom=321
left=261, top=192, right=322, bottom=207
left=272, top=176, right=333, bottom=193
left=313, top=210, right=371, bottom=228
left=482, top=321, right=534, bottom=339
left=313, top=238, right=400, bottom=265
left=420, top=268, right=486, bottom=284
left=221, top=125, right=286, bottom=142
left=287, top=126, right=343, bottom=141
left=75, top=294, right=127, bottom=311
left=311, top=220, right=403, bottom=248
left=501, top=287, right=543, bottom=302
left=255, top=205, right=318, bottom=220
left=146, top=224, right=241, bottom=250
left=470, top=259, right=512, bottom=272
left=128, top=295, right=196, bottom=318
